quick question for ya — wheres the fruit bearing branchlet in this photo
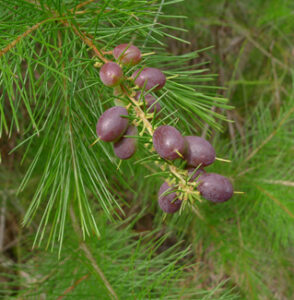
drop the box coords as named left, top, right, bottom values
left=95, top=43, right=234, bottom=214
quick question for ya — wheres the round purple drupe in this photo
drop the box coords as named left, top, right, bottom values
left=184, top=136, right=215, bottom=167
left=113, top=126, right=138, bottom=159
left=96, top=106, right=128, bottom=142
left=158, top=182, right=182, bottom=213
left=99, top=62, right=123, bottom=87
left=132, top=68, right=166, bottom=91
left=153, top=125, right=186, bottom=160
left=113, top=44, right=141, bottom=66
left=197, top=173, right=233, bottom=203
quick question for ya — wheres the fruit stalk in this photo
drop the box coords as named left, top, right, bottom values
left=122, top=89, right=193, bottom=188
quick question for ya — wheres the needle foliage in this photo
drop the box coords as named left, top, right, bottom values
left=1, top=0, right=294, bottom=299
left=0, top=0, right=229, bottom=252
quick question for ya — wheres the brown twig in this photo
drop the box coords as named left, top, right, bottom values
left=243, top=105, right=294, bottom=163
left=70, top=207, right=118, bottom=300
left=123, top=92, right=193, bottom=184
left=1, top=0, right=104, bottom=59
left=0, top=18, right=51, bottom=58
left=270, top=41, right=281, bottom=116
left=57, top=274, right=90, bottom=300
left=59, top=18, right=107, bottom=63
left=234, top=24, right=290, bottom=72
left=22, top=0, right=48, bottom=10
left=255, top=185, right=294, bottom=219
left=0, top=195, right=7, bottom=252
left=127, top=94, right=154, bottom=135
left=261, top=180, right=294, bottom=188
left=70, top=0, right=95, bottom=12
left=124, top=93, right=202, bottom=202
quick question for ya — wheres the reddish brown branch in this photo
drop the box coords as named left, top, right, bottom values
left=19, top=0, right=108, bottom=62
left=70, top=207, right=118, bottom=300
left=256, top=185, right=294, bottom=219
left=57, top=274, right=90, bottom=300
left=59, top=18, right=107, bottom=63
left=121, top=89, right=194, bottom=191
left=71, top=0, right=95, bottom=12
left=244, top=105, right=294, bottom=163
left=0, top=18, right=50, bottom=58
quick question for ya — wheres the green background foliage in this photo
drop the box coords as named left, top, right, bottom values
left=1, top=0, right=294, bottom=299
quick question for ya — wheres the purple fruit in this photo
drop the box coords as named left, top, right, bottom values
left=135, top=92, right=161, bottom=114
left=96, top=106, right=128, bottom=142
left=99, top=62, right=123, bottom=87
left=158, top=182, right=182, bottom=213
left=184, top=136, right=215, bottom=167
left=187, top=167, right=205, bottom=182
left=113, top=126, right=138, bottom=159
left=197, top=173, right=233, bottom=203
left=153, top=125, right=186, bottom=160
left=132, top=68, right=166, bottom=91
left=113, top=43, right=141, bottom=66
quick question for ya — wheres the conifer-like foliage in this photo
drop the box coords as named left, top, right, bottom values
left=1, top=0, right=294, bottom=299
left=0, top=0, right=229, bottom=250
left=1, top=0, right=232, bottom=298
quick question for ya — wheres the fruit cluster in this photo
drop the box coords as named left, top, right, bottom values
left=95, top=43, right=233, bottom=215
left=96, top=44, right=163, bottom=159
left=156, top=132, right=233, bottom=214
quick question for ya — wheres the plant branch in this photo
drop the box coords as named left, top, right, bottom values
left=17, top=0, right=201, bottom=215
left=70, top=0, right=95, bottom=12
left=1, top=0, right=104, bottom=59
left=0, top=18, right=51, bottom=58
left=70, top=207, right=118, bottom=300
left=127, top=94, right=154, bottom=135
left=255, top=185, right=294, bottom=219
left=124, top=93, right=200, bottom=200
left=57, top=274, right=90, bottom=300
left=58, top=18, right=107, bottom=63
left=22, top=0, right=108, bottom=61
left=243, top=105, right=294, bottom=164
left=0, top=195, right=7, bottom=252
left=261, top=180, right=294, bottom=187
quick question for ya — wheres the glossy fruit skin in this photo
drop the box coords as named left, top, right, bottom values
left=135, top=92, right=161, bottom=114
left=113, top=126, right=138, bottom=159
left=153, top=125, right=186, bottom=160
left=113, top=44, right=141, bottom=66
left=184, top=136, right=215, bottom=167
left=197, top=173, right=233, bottom=203
left=158, top=182, right=182, bottom=213
left=187, top=167, right=205, bottom=182
left=132, top=68, right=166, bottom=91
left=99, top=62, right=123, bottom=87
left=96, top=106, right=128, bottom=142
